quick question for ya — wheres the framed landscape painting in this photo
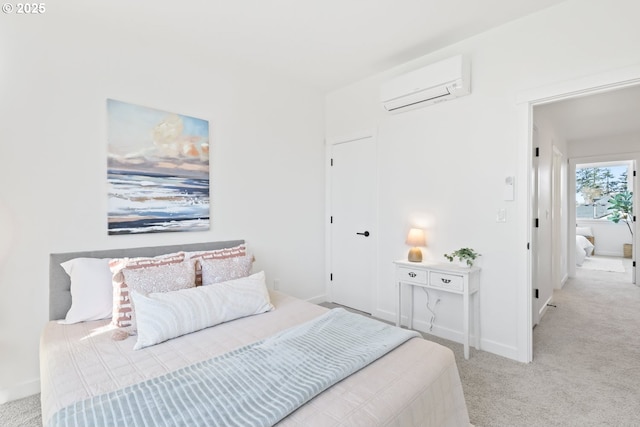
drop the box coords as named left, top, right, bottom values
left=107, top=99, right=210, bottom=235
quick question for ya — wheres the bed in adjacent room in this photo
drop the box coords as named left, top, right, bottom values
left=40, top=240, right=471, bottom=427
left=576, top=226, right=595, bottom=266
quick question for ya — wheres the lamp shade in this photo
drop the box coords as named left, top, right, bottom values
left=405, top=228, right=426, bottom=247
left=406, top=228, right=426, bottom=262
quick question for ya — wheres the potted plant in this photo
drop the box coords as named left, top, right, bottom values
left=607, top=191, right=634, bottom=258
left=444, top=248, right=481, bottom=267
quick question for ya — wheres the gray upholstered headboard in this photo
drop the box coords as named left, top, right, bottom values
left=49, top=240, right=245, bottom=321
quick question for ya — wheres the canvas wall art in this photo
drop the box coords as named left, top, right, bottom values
left=107, top=99, right=210, bottom=235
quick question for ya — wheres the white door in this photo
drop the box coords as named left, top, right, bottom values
left=551, top=147, right=564, bottom=289
left=329, top=133, right=377, bottom=313
left=532, top=127, right=553, bottom=327
left=531, top=130, right=540, bottom=327
left=633, top=160, right=637, bottom=285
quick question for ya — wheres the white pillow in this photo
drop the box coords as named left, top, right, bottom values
left=576, top=226, right=593, bottom=237
left=59, top=258, right=113, bottom=324
left=131, top=271, right=274, bottom=350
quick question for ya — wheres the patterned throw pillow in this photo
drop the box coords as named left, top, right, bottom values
left=109, top=252, right=196, bottom=329
left=189, top=244, right=253, bottom=286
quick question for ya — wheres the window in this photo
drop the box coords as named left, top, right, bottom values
left=576, top=163, right=629, bottom=219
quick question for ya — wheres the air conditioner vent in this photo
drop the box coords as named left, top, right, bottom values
left=380, top=55, right=470, bottom=113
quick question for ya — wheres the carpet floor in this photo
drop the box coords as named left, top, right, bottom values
left=326, top=258, right=639, bottom=426
left=2, top=258, right=637, bottom=426
left=435, top=257, right=639, bottom=426
left=579, top=255, right=626, bottom=273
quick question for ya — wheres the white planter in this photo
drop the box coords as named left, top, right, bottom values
left=453, top=260, right=471, bottom=268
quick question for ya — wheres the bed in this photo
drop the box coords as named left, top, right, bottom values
left=40, top=240, right=471, bottom=427
left=576, top=227, right=595, bottom=266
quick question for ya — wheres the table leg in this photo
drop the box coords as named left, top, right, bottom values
left=409, top=285, right=414, bottom=330
left=396, top=281, right=401, bottom=327
left=474, top=291, right=480, bottom=350
left=463, top=292, right=469, bottom=359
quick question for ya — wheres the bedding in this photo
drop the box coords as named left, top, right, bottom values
left=576, top=235, right=595, bottom=266
left=576, top=226, right=593, bottom=238
left=47, top=308, right=419, bottom=427
left=43, top=242, right=471, bottom=427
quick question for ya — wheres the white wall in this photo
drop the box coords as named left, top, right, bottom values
left=576, top=220, right=632, bottom=257
left=0, top=10, right=326, bottom=402
left=325, top=0, right=640, bottom=360
left=568, top=132, right=640, bottom=159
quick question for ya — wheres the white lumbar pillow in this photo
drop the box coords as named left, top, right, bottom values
left=131, top=271, right=274, bottom=350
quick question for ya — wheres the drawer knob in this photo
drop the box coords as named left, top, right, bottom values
left=408, top=272, right=417, bottom=278
left=441, top=278, right=451, bottom=284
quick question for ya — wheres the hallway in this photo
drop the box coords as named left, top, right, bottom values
left=453, top=256, right=639, bottom=425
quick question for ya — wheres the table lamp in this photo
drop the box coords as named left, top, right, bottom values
left=406, top=228, right=426, bottom=262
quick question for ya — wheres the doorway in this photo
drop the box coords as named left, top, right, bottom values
left=518, top=66, right=640, bottom=363
left=570, top=159, right=636, bottom=283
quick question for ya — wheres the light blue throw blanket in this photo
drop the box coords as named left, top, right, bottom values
left=48, top=308, right=419, bottom=427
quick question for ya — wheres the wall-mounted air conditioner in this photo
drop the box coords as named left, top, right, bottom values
left=380, top=55, right=470, bottom=113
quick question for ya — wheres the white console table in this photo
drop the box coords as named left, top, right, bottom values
left=394, top=259, right=480, bottom=359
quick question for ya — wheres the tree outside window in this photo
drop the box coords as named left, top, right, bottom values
left=576, top=164, right=629, bottom=219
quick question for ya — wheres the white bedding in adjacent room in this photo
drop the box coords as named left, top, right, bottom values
left=40, top=291, right=471, bottom=427
left=576, top=235, right=595, bottom=266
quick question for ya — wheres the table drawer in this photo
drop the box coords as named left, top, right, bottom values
left=429, top=272, right=463, bottom=291
left=398, top=267, right=427, bottom=284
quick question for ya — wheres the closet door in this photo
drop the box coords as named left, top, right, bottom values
left=328, top=132, right=377, bottom=314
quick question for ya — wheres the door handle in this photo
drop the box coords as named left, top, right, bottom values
left=356, top=231, right=370, bottom=237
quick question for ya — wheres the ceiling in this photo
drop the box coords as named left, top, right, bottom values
left=59, top=0, right=568, bottom=91
left=534, top=84, right=640, bottom=142
left=55, top=0, right=640, bottom=141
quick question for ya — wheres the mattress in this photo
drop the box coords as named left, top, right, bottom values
left=40, top=291, right=470, bottom=426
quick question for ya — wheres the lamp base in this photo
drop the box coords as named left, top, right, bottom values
left=408, top=247, right=422, bottom=262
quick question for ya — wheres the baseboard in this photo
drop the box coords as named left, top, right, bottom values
left=558, top=273, right=568, bottom=289
left=374, top=308, right=520, bottom=361
left=413, top=320, right=464, bottom=343
left=375, top=308, right=472, bottom=342
left=0, top=378, right=40, bottom=405
left=305, top=293, right=327, bottom=304
left=478, top=338, right=519, bottom=360
left=593, top=250, right=623, bottom=257
left=374, top=308, right=398, bottom=324
left=538, top=294, right=553, bottom=320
